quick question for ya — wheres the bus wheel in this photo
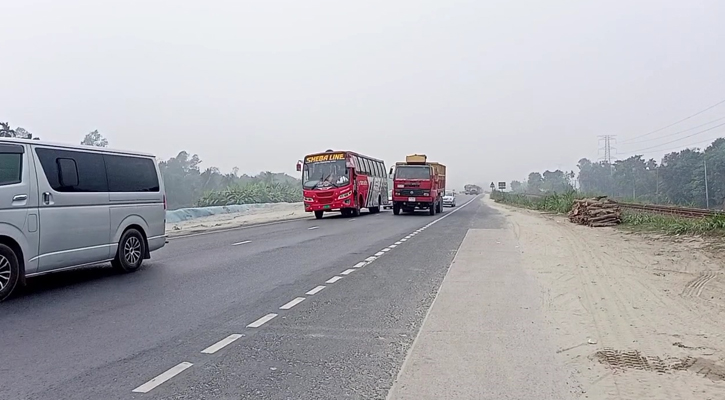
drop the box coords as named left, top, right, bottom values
left=314, top=210, right=324, bottom=219
left=393, top=203, right=400, bottom=215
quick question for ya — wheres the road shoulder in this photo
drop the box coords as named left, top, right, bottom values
left=387, top=224, right=576, bottom=399
left=487, top=197, right=725, bottom=399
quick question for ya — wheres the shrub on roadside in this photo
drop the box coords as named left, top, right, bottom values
left=197, top=182, right=302, bottom=207
left=621, top=212, right=725, bottom=236
left=491, top=191, right=580, bottom=214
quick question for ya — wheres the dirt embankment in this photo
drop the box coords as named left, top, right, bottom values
left=488, top=197, right=725, bottom=400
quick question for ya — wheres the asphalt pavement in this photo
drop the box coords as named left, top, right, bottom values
left=0, top=195, right=508, bottom=400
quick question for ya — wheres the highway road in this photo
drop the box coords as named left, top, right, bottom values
left=0, top=195, right=502, bottom=400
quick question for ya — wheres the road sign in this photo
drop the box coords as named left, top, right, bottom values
left=490, top=182, right=495, bottom=190
left=498, top=182, right=506, bottom=190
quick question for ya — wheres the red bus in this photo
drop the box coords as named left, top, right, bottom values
left=296, top=150, right=389, bottom=219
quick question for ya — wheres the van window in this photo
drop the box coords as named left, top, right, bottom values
left=104, top=155, right=160, bottom=192
left=0, top=153, right=22, bottom=186
left=35, top=148, right=108, bottom=192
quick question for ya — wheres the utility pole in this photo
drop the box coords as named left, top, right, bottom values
left=704, top=159, right=710, bottom=209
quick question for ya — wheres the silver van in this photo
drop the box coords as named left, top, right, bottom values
left=0, top=138, right=167, bottom=301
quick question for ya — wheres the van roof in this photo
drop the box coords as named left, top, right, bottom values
left=0, top=137, right=157, bottom=158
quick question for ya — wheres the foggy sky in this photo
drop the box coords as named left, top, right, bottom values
left=2, top=0, right=724, bottom=189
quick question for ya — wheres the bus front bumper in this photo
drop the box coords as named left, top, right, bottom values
left=305, top=199, right=354, bottom=212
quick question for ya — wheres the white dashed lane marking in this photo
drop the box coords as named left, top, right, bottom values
left=306, top=285, right=326, bottom=295
left=374, top=251, right=385, bottom=256
left=132, top=362, right=194, bottom=393
left=247, top=313, right=278, bottom=328
left=201, top=334, right=243, bottom=354
left=279, top=297, right=306, bottom=310
left=308, top=226, right=319, bottom=230
left=365, top=256, right=377, bottom=262
left=381, top=248, right=391, bottom=252
left=353, top=262, right=366, bottom=268
left=341, top=268, right=356, bottom=275
left=232, top=240, right=251, bottom=246
left=326, top=276, right=344, bottom=284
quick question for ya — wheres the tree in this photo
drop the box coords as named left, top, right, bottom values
left=510, top=180, right=524, bottom=192
left=81, top=130, right=108, bottom=147
left=0, top=122, right=33, bottom=138
left=527, top=172, right=544, bottom=193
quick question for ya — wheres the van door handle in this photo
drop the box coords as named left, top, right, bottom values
left=12, top=194, right=28, bottom=202
left=42, top=192, right=51, bottom=205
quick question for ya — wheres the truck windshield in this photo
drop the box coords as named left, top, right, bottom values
left=395, top=166, right=431, bottom=180
left=303, top=160, right=350, bottom=189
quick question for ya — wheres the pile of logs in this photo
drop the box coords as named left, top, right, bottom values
left=569, top=197, right=622, bottom=227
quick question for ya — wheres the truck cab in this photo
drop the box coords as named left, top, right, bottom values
left=390, top=154, right=446, bottom=216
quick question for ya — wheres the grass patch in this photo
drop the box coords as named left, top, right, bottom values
left=621, top=212, right=725, bottom=236
left=490, top=191, right=580, bottom=214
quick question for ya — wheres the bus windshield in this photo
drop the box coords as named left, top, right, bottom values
left=303, top=159, right=350, bottom=189
left=395, top=165, right=431, bottom=180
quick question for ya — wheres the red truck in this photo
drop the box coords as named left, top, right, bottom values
left=389, top=154, right=446, bottom=216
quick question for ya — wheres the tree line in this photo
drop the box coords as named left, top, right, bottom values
left=1, top=122, right=301, bottom=209
left=510, top=138, right=725, bottom=209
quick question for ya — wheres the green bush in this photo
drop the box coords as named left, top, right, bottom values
left=197, top=182, right=302, bottom=207
left=621, top=212, right=725, bottom=236
left=491, top=191, right=580, bottom=213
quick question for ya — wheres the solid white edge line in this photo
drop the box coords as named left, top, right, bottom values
left=279, top=297, right=306, bottom=310
left=132, top=362, right=194, bottom=393
left=306, top=285, right=326, bottom=295
left=201, top=334, right=243, bottom=354
left=326, top=276, right=343, bottom=283
left=232, top=240, right=251, bottom=246
left=247, top=313, right=278, bottom=328
left=341, top=268, right=356, bottom=275
left=353, top=262, right=366, bottom=268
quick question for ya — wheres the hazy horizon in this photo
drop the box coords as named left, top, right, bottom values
left=3, top=0, right=724, bottom=189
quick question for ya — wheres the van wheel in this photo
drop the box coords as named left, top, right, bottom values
left=0, top=244, right=20, bottom=302
left=113, top=229, right=146, bottom=273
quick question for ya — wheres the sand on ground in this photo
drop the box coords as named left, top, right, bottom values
left=166, top=203, right=311, bottom=237
left=486, top=196, right=725, bottom=400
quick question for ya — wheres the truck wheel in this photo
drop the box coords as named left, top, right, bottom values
left=0, top=244, right=20, bottom=302
left=429, top=202, right=435, bottom=215
left=314, top=210, right=324, bottom=219
left=393, top=203, right=400, bottom=215
left=436, top=200, right=442, bottom=213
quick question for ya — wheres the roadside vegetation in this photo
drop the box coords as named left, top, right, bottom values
left=621, top=212, right=725, bottom=236
left=492, top=190, right=725, bottom=236
left=490, top=190, right=580, bottom=213
left=196, top=182, right=302, bottom=207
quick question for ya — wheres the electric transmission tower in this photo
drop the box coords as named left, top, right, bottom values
left=598, top=135, right=616, bottom=163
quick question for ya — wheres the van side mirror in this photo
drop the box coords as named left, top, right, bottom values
left=389, top=167, right=393, bottom=175
left=57, top=158, right=79, bottom=187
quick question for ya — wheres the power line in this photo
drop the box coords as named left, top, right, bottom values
left=621, top=115, right=725, bottom=145
left=622, top=121, right=725, bottom=154
left=621, top=97, right=725, bottom=143
left=643, top=136, right=722, bottom=156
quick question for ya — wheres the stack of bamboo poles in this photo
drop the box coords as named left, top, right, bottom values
left=569, top=197, right=622, bottom=227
